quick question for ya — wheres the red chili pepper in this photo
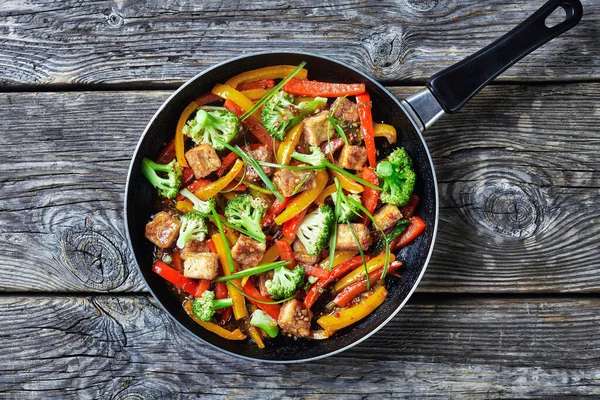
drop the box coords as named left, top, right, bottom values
left=152, top=260, right=197, bottom=296
left=261, top=197, right=290, bottom=227
left=360, top=167, right=379, bottom=224
left=214, top=281, right=232, bottom=325
left=223, top=100, right=274, bottom=151
left=275, top=240, right=296, bottom=269
left=304, top=265, right=330, bottom=280
left=390, top=216, right=426, bottom=251
left=356, top=92, right=376, bottom=167
left=216, top=152, right=240, bottom=177
left=283, top=78, right=366, bottom=97
left=399, top=194, right=420, bottom=218
left=156, top=138, right=176, bottom=164
left=333, top=261, right=403, bottom=307
left=237, top=79, right=275, bottom=91
left=194, top=279, right=211, bottom=298
left=282, top=208, right=308, bottom=241
left=207, top=239, right=218, bottom=254
left=182, top=168, right=195, bottom=186
left=195, top=92, right=221, bottom=106
left=172, top=249, right=183, bottom=273
left=243, top=281, right=281, bottom=321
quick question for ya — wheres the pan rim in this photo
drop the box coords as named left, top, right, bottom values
left=124, top=51, right=439, bottom=363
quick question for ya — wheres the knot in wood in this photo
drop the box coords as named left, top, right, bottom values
left=364, top=26, right=403, bottom=73
left=107, top=12, right=124, bottom=27
left=61, top=228, right=127, bottom=290
left=404, top=0, right=439, bottom=12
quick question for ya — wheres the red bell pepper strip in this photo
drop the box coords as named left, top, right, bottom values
left=207, top=239, right=217, bottom=254
left=399, top=194, right=420, bottom=218
left=236, top=79, right=275, bottom=91
left=282, top=208, right=308, bottom=241
left=275, top=240, right=297, bottom=269
left=360, top=167, right=379, bottom=224
left=223, top=100, right=274, bottom=151
left=172, top=249, right=183, bottom=273
left=283, top=78, right=366, bottom=97
left=243, top=281, right=281, bottom=321
left=389, top=216, right=426, bottom=251
left=304, top=255, right=371, bottom=309
left=175, top=179, right=211, bottom=201
left=214, top=281, right=232, bottom=325
left=216, top=152, right=239, bottom=177
left=356, top=93, right=376, bottom=167
left=194, top=92, right=221, bottom=106
left=333, top=261, right=403, bottom=307
left=152, top=260, right=197, bottom=296
left=156, top=138, right=176, bottom=164
left=305, top=265, right=330, bottom=280
left=194, top=279, right=211, bottom=298
left=182, top=168, right=195, bottom=186
left=261, top=197, right=290, bottom=227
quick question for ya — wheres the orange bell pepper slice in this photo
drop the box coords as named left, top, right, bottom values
left=212, top=233, right=247, bottom=320
left=274, top=170, right=328, bottom=224
left=240, top=88, right=270, bottom=101
left=373, top=123, right=397, bottom=144
left=315, top=184, right=337, bottom=206
left=247, top=325, right=266, bottom=349
left=329, top=169, right=364, bottom=193
left=225, top=65, right=308, bottom=89
left=193, top=159, right=244, bottom=200
left=184, top=301, right=247, bottom=340
left=276, top=122, right=304, bottom=165
left=333, top=253, right=396, bottom=292
left=317, top=286, right=388, bottom=333
left=175, top=100, right=200, bottom=167
left=212, top=83, right=261, bottom=121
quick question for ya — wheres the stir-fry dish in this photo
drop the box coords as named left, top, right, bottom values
left=142, top=62, right=427, bottom=347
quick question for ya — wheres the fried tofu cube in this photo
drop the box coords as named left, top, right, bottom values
left=145, top=211, right=181, bottom=249
left=231, top=235, right=266, bottom=267
left=245, top=145, right=274, bottom=182
left=272, top=169, right=316, bottom=197
left=278, top=299, right=313, bottom=338
left=257, top=270, right=274, bottom=297
left=331, top=97, right=360, bottom=123
left=373, top=205, right=403, bottom=232
left=180, top=239, right=211, bottom=260
left=183, top=252, right=219, bottom=280
left=302, top=111, right=334, bottom=147
left=335, top=223, right=372, bottom=251
left=293, top=240, right=319, bottom=266
left=338, top=145, right=368, bottom=171
left=185, top=144, right=221, bottom=179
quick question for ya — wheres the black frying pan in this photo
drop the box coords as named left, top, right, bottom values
left=125, top=0, right=582, bottom=362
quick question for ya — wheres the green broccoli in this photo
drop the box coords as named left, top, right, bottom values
left=330, top=191, right=362, bottom=223
left=265, top=265, right=305, bottom=299
left=191, top=291, right=234, bottom=322
left=262, top=92, right=327, bottom=140
left=176, top=212, right=208, bottom=249
left=141, top=158, right=182, bottom=199
left=224, top=194, right=268, bottom=242
left=296, top=205, right=334, bottom=255
left=183, top=108, right=240, bottom=150
left=250, top=309, right=279, bottom=338
left=179, top=188, right=216, bottom=217
left=375, top=147, right=416, bottom=206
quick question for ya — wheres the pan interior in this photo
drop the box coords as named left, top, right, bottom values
left=125, top=52, right=438, bottom=362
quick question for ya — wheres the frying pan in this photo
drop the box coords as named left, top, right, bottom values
left=125, top=0, right=583, bottom=362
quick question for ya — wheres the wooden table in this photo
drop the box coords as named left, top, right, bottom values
left=1, top=1, right=599, bottom=398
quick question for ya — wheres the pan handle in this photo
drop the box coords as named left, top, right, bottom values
left=426, top=0, right=583, bottom=114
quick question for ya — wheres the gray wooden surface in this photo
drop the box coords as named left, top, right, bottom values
left=0, top=0, right=599, bottom=398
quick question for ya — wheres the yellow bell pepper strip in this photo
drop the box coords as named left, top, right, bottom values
left=225, top=65, right=309, bottom=89
left=175, top=199, right=194, bottom=213
left=211, top=83, right=261, bottom=121
left=294, top=96, right=315, bottom=104
left=175, top=100, right=200, bottom=167
left=317, top=286, right=388, bottom=333
left=220, top=192, right=237, bottom=202
left=183, top=301, right=247, bottom=340
left=212, top=233, right=247, bottom=320
left=240, top=88, right=270, bottom=101
left=247, top=325, right=266, bottom=349
left=318, top=250, right=357, bottom=269
left=315, top=184, right=337, bottom=206
left=373, top=123, right=397, bottom=144
left=330, top=169, right=364, bottom=193
left=334, top=253, right=396, bottom=292
left=274, top=170, right=329, bottom=224
left=276, top=123, right=304, bottom=165
left=259, top=243, right=281, bottom=265
left=193, top=159, right=244, bottom=200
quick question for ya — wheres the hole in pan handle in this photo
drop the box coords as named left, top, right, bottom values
left=425, top=0, right=583, bottom=114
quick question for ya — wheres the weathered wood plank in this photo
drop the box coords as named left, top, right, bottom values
left=0, top=0, right=598, bottom=87
left=0, top=84, right=598, bottom=293
left=0, top=295, right=598, bottom=398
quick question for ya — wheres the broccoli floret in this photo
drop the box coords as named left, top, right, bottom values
left=141, top=158, right=182, bottom=199
left=183, top=109, right=240, bottom=150
left=291, top=146, right=327, bottom=167
left=262, top=92, right=327, bottom=140
left=224, top=194, right=268, bottom=242
left=250, top=309, right=279, bottom=338
left=296, top=205, right=334, bottom=255
left=331, top=191, right=362, bottom=223
left=179, top=188, right=216, bottom=217
left=176, top=212, right=208, bottom=248
left=375, top=147, right=416, bottom=206
left=265, top=265, right=305, bottom=299
left=191, top=290, right=234, bottom=322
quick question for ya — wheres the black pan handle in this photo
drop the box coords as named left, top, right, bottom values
left=426, top=0, right=583, bottom=113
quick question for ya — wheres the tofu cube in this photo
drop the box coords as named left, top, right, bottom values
left=183, top=252, right=219, bottom=280
left=373, top=205, right=403, bottom=232
left=273, top=169, right=316, bottom=198
left=231, top=235, right=266, bottom=267
left=302, top=111, right=334, bottom=147
left=335, top=223, right=372, bottom=251
left=245, top=145, right=274, bottom=182
left=331, top=97, right=360, bottom=123
left=338, top=145, right=368, bottom=171
left=278, top=299, right=313, bottom=338
left=185, top=144, right=221, bottom=179
left=293, top=240, right=319, bottom=266
left=145, top=211, right=181, bottom=249
left=180, top=239, right=211, bottom=260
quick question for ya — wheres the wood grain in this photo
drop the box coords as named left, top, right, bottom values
left=0, top=295, right=598, bottom=398
left=0, top=0, right=597, bottom=87
left=0, top=84, right=598, bottom=293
